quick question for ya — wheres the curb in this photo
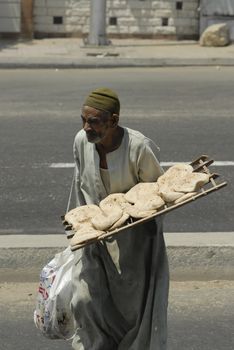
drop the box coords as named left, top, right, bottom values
left=1, top=233, right=234, bottom=281
left=0, top=58, right=234, bottom=69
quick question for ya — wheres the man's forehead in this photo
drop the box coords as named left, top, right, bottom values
left=82, top=105, right=108, bottom=118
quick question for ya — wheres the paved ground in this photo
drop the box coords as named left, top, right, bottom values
left=0, top=38, right=234, bottom=67
left=0, top=280, right=233, bottom=350
left=0, top=67, right=233, bottom=235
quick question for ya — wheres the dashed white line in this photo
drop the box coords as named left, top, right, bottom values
left=209, top=161, right=234, bottom=166
left=161, top=161, right=234, bottom=166
left=50, top=163, right=74, bottom=168
left=49, top=161, right=234, bottom=168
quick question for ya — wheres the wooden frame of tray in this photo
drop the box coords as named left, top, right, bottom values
left=65, top=155, right=227, bottom=251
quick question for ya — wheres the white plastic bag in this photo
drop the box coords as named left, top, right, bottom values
left=34, top=247, right=75, bottom=339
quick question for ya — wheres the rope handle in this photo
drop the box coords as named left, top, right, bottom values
left=66, top=168, right=76, bottom=213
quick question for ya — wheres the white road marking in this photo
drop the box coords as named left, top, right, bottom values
left=50, top=163, right=74, bottom=168
left=161, top=161, right=234, bottom=166
left=209, top=161, right=234, bottom=166
left=49, top=161, right=234, bottom=168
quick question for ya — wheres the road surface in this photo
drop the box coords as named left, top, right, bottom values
left=0, top=67, right=233, bottom=233
left=0, top=280, right=233, bottom=350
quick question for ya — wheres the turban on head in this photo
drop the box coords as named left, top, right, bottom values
left=83, top=87, right=120, bottom=115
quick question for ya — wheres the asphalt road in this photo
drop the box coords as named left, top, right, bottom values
left=0, top=67, right=233, bottom=233
left=0, top=280, right=233, bottom=350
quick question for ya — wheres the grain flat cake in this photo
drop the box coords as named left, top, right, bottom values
left=124, top=183, right=165, bottom=218
left=65, top=204, right=105, bottom=245
left=64, top=204, right=102, bottom=231
left=91, top=206, right=123, bottom=231
left=157, top=164, right=209, bottom=203
left=98, top=193, right=131, bottom=230
left=66, top=162, right=211, bottom=247
left=70, top=224, right=104, bottom=246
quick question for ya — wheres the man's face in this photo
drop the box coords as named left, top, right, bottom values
left=81, top=106, right=111, bottom=143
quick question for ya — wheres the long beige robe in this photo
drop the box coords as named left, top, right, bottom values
left=71, top=127, right=169, bottom=350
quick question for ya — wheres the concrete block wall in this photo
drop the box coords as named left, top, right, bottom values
left=107, top=0, right=200, bottom=39
left=33, top=0, right=199, bottom=39
left=34, top=0, right=89, bottom=37
left=0, top=0, right=21, bottom=33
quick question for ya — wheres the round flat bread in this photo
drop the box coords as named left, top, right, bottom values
left=91, top=207, right=123, bottom=231
left=173, top=172, right=209, bottom=193
left=157, top=164, right=210, bottom=203
left=124, top=182, right=159, bottom=204
left=65, top=204, right=102, bottom=230
left=124, top=183, right=164, bottom=218
left=126, top=206, right=156, bottom=219
left=100, top=193, right=132, bottom=212
left=134, top=194, right=165, bottom=211
left=159, top=188, right=184, bottom=203
left=70, top=224, right=104, bottom=246
left=161, top=163, right=193, bottom=178
left=109, top=213, right=130, bottom=230
left=157, top=164, right=193, bottom=188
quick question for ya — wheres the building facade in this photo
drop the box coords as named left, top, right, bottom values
left=33, top=0, right=199, bottom=40
left=0, top=0, right=33, bottom=38
left=0, top=0, right=233, bottom=41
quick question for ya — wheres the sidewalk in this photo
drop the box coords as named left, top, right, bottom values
left=0, top=38, right=234, bottom=68
left=1, top=232, right=234, bottom=281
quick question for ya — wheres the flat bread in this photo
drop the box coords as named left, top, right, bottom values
left=126, top=207, right=156, bottom=219
left=159, top=187, right=184, bottom=203
left=67, top=163, right=209, bottom=245
left=125, top=195, right=164, bottom=219
left=109, top=213, right=130, bottom=230
left=173, top=172, right=209, bottom=193
left=124, top=183, right=164, bottom=216
left=97, top=193, right=131, bottom=230
left=160, top=163, right=193, bottom=178
left=65, top=204, right=102, bottom=231
left=134, top=194, right=165, bottom=211
left=70, top=224, right=104, bottom=246
left=157, top=164, right=209, bottom=202
left=124, top=182, right=159, bottom=204
left=157, top=164, right=193, bottom=189
left=100, top=193, right=132, bottom=212
left=91, top=207, right=123, bottom=231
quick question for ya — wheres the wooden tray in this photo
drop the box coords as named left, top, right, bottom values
left=63, top=155, right=227, bottom=251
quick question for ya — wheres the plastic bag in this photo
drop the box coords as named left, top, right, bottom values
left=34, top=247, right=75, bottom=339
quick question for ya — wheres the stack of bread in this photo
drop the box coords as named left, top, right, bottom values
left=65, top=164, right=209, bottom=246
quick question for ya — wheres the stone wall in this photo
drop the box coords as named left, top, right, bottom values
left=107, top=0, right=199, bottom=39
left=34, top=0, right=89, bottom=38
left=33, top=0, right=200, bottom=39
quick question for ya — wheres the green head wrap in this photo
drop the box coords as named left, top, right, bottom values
left=84, top=87, right=120, bottom=115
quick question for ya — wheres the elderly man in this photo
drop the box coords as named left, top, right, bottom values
left=71, top=87, right=169, bottom=350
